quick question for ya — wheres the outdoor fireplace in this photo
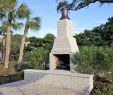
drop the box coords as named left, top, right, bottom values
left=49, top=6, right=79, bottom=71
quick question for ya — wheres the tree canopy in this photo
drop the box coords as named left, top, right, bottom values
left=58, top=0, right=113, bottom=11
left=75, top=17, right=113, bottom=46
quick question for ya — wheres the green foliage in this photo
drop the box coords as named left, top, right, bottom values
left=10, top=34, right=22, bottom=61
left=24, top=34, right=55, bottom=66
left=27, top=16, right=41, bottom=31
left=16, top=3, right=31, bottom=19
left=26, top=33, right=55, bottom=52
left=75, top=17, right=113, bottom=47
left=91, top=85, right=113, bottom=95
left=43, top=33, right=55, bottom=51
left=72, top=46, right=113, bottom=77
left=25, top=47, right=49, bottom=70
left=57, top=0, right=113, bottom=11
left=91, top=75, right=113, bottom=95
left=57, top=1, right=70, bottom=12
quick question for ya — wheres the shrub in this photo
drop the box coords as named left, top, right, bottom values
left=91, top=85, right=113, bottom=95
left=24, top=47, right=49, bottom=70
left=72, top=46, right=113, bottom=79
left=91, top=76, right=113, bottom=95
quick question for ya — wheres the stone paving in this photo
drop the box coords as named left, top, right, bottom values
left=0, top=80, right=85, bottom=95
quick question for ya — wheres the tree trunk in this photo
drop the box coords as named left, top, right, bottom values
left=4, top=23, right=11, bottom=69
left=18, top=27, right=28, bottom=65
left=2, top=34, right=6, bottom=63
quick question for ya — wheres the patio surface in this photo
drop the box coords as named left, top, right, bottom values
left=0, top=80, right=85, bottom=95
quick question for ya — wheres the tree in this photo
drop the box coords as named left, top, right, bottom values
left=43, top=33, right=55, bottom=51
left=57, top=0, right=113, bottom=11
left=18, top=16, right=41, bottom=66
left=71, top=0, right=113, bottom=11
left=0, top=21, right=22, bottom=64
left=10, top=34, right=22, bottom=61
left=0, top=0, right=6, bottom=64
left=0, top=21, right=7, bottom=63
left=57, top=1, right=70, bottom=11
left=26, top=34, right=55, bottom=52
left=0, top=0, right=30, bottom=69
left=75, top=17, right=113, bottom=47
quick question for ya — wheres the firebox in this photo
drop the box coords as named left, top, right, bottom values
left=54, top=54, right=70, bottom=70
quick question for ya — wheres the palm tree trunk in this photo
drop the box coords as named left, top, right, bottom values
left=4, top=23, right=11, bottom=69
left=2, top=34, right=6, bottom=63
left=18, top=27, right=28, bottom=65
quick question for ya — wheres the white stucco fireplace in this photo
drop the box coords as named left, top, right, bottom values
left=49, top=7, right=79, bottom=71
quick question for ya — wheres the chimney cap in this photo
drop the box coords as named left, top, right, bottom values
left=60, top=6, right=70, bottom=20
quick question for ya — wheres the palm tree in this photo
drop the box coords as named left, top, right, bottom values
left=0, top=0, right=31, bottom=69
left=0, top=21, right=22, bottom=63
left=18, top=16, right=41, bottom=66
left=0, top=0, right=6, bottom=63
left=2, top=0, right=16, bottom=69
left=0, top=21, right=7, bottom=63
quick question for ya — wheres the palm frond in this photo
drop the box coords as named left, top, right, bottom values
left=0, top=12, right=5, bottom=20
left=3, top=0, right=17, bottom=10
left=16, top=3, right=31, bottom=19
left=28, top=16, right=41, bottom=31
left=12, top=22, right=23, bottom=30
left=0, top=21, right=8, bottom=33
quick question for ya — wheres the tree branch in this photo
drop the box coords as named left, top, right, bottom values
left=71, top=0, right=113, bottom=11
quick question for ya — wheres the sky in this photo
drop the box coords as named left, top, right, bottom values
left=16, top=0, right=113, bottom=37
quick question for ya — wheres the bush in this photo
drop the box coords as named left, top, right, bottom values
left=72, top=46, right=113, bottom=79
left=91, top=85, right=113, bottom=95
left=24, top=47, right=49, bottom=70
left=91, top=76, right=113, bottom=95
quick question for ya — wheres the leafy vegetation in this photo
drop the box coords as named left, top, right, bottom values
left=72, top=46, right=113, bottom=79
left=75, top=17, right=113, bottom=47
left=0, top=0, right=30, bottom=69
left=4, top=33, right=55, bottom=71
left=23, top=34, right=55, bottom=70
left=72, top=46, right=113, bottom=95
left=57, top=0, right=113, bottom=11
left=25, top=48, right=49, bottom=70
left=0, top=1, right=113, bottom=94
left=18, top=16, right=41, bottom=65
left=90, top=76, right=113, bottom=95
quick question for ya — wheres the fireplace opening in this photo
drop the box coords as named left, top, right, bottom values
left=54, top=54, right=70, bottom=70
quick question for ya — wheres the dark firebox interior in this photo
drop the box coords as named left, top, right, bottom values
left=54, top=54, right=70, bottom=70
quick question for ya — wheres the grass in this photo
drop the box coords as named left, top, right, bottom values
left=0, top=64, right=16, bottom=75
